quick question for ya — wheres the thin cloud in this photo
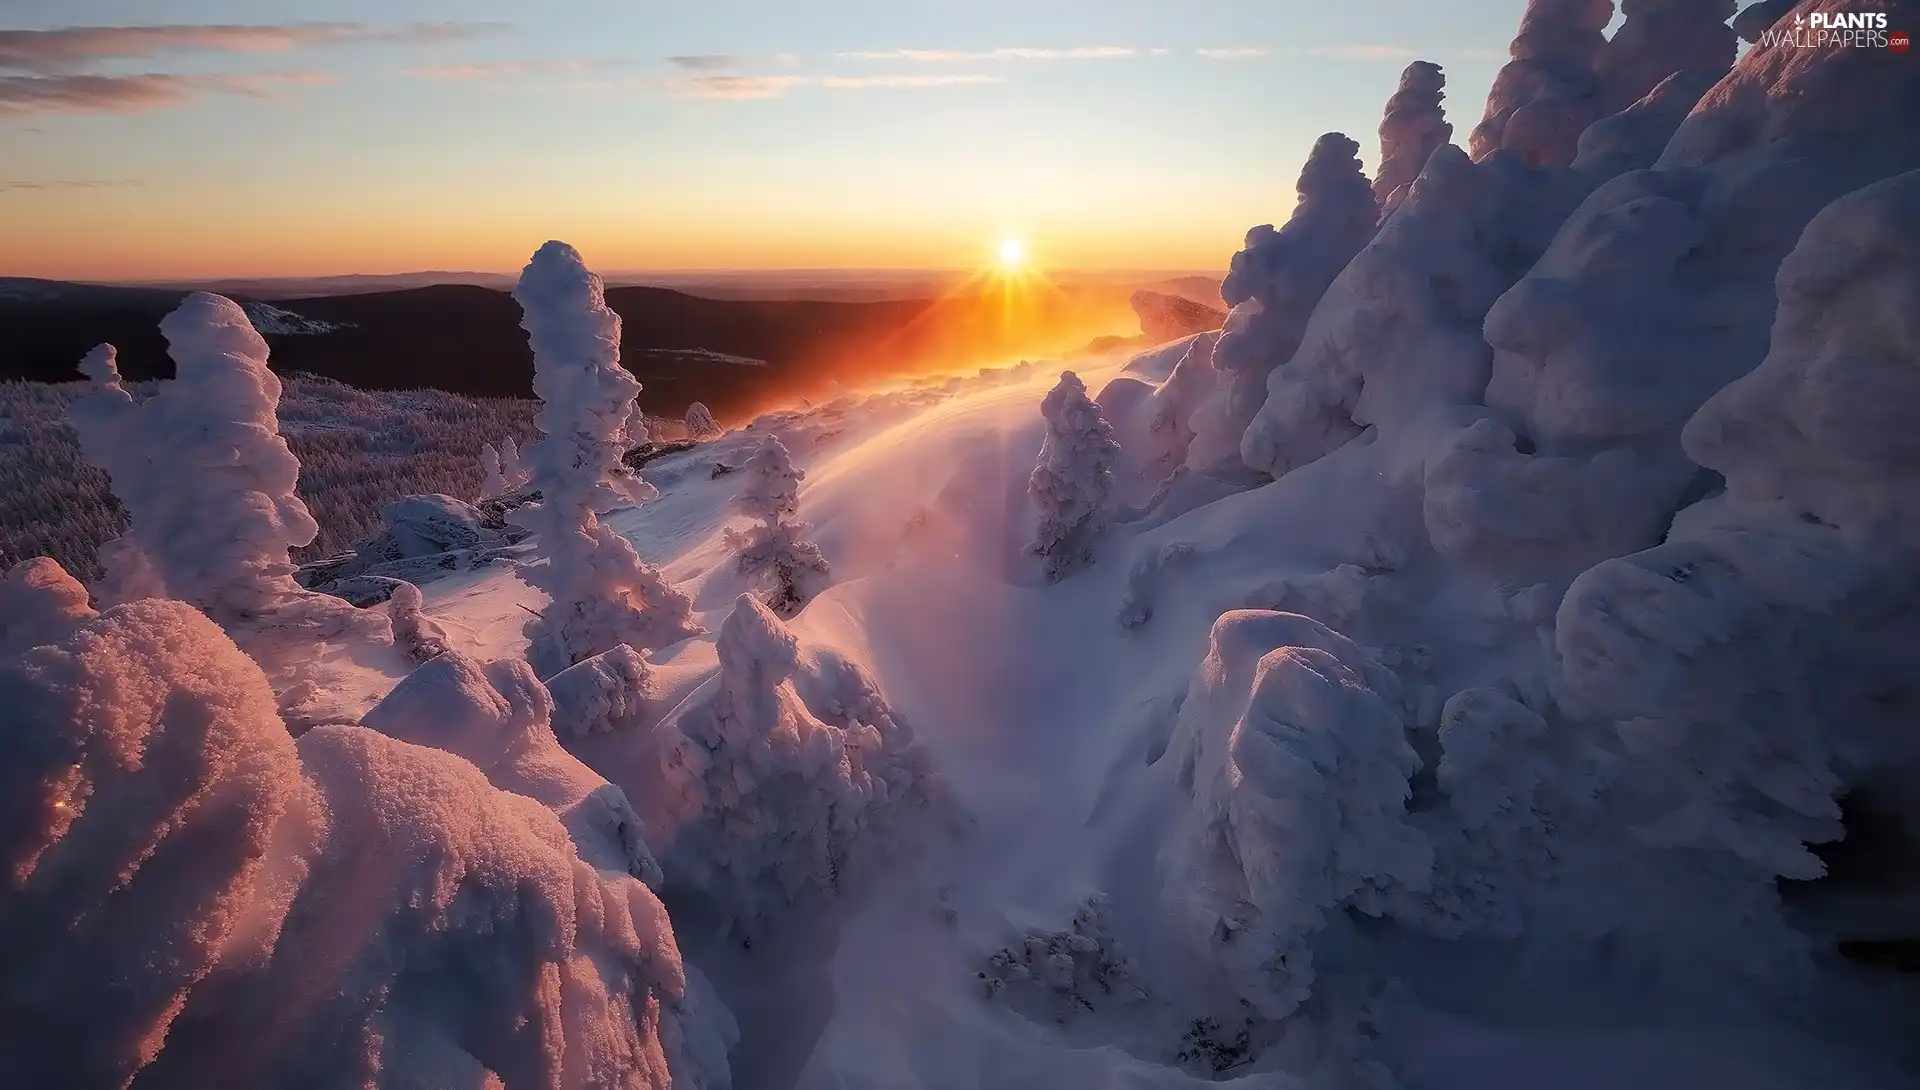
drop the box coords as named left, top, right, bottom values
left=655, top=71, right=1004, bottom=100
left=0, top=70, right=333, bottom=117
left=682, top=74, right=807, bottom=100
left=1305, top=44, right=1417, bottom=60
left=0, top=22, right=508, bottom=75
left=819, top=74, right=1003, bottom=89
left=667, top=54, right=736, bottom=71
left=1195, top=47, right=1271, bottom=60
left=837, top=45, right=1137, bottom=62
left=0, top=178, right=143, bottom=191
left=411, top=59, right=611, bottom=81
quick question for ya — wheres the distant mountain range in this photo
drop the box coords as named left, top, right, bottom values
left=0, top=273, right=1221, bottom=421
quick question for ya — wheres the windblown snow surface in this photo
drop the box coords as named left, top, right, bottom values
left=7, top=2, right=1920, bottom=1088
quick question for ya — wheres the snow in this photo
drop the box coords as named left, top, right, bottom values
left=8, top=3, right=1920, bottom=1086
left=240, top=301, right=352, bottom=336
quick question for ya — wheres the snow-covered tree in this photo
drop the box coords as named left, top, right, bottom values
left=1160, top=610, right=1429, bottom=1020
left=1432, top=19, right=1920, bottom=575
left=478, top=441, right=508, bottom=499
left=1187, top=133, right=1379, bottom=472
left=66, top=296, right=391, bottom=657
left=1594, top=0, right=1735, bottom=118
left=1374, top=60, right=1452, bottom=218
left=1558, top=169, right=1920, bottom=885
left=385, top=579, right=449, bottom=663
left=725, top=436, right=830, bottom=617
left=546, top=643, right=662, bottom=737
left=509, top=241, right=702, bottom=676
left=1029, top=371, right=1120, bottom=581
left=0, top=598, right=728, bottom=1089
left=500, top=434, right=528, bottom=489
left=641, top=595, right=942, bottom=931
left=1469, top=0, right=1613, bottom=167
left=685, top=401, right=722, bottom=441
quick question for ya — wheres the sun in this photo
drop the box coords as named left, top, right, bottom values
left=997, top=236, right=1026, bottom=268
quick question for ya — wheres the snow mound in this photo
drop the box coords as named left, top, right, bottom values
left=1160, top=610, right=1428, bottom=1020
left=511, top=242, right=702, bottom=676
left=0, top=599, right=721, bottom=1089
left=686, top=402, right=723, bottom=441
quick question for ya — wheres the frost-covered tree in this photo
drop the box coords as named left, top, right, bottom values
left=0, top=599, right=730, bottom=1089
left=478, top=441, right=508, bottom=499
left=385, top=579, right=449, bottom=663
left=1187, top=133, right=1380, bottom=472
left=1558, top=170, right=1920, bottom=886
left=1374, top=61, right=1452, bottom=218
left=510, top=241, right=702, bottom=676
left=66, top=297, right=391, bottom=657
left=641, top=595, right=942, bottom=931
left=1432, top=16, right=1920, bottom=575
left=1469, top=0, right=1613, bottom=167
left=1595, top=0, right=1736, bottom=117
left=546, top=643, right=662, bottom=737
left=500, top=434, right=528, bottom=489
left=1160, top=610, right=1429, bottom=1019
left=725, top=436, right=831, bottom=617
left=685, top=401, right=722, bottom=441
left=1029, top=371, right=1121, bottom=581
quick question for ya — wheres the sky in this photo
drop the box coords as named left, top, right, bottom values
left=0, top=1, right=1564, bottom=280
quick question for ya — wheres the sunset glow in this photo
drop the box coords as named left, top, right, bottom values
left=998, top=236, right=1026, bottom=268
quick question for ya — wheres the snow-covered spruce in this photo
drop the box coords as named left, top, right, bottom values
left=1557, top=170, right=1920, bottom=891
left=1029, top=371, right=1121, bottom=582
left=724, top=436, right=831, bottom=618
left=1431, top=11, right=1920, bottom=575
left=1373, top=60, right=1452, bottom=219
left=547, top=643, right=663, bottom=736
left=510, top=241, right=702, bottom=676
left=975, top=894, right=1147, bottom=1023
left=1468, top=0, right=1612, bottom=168
left=1186, top=133, right=1378, bottom=473
left=0, top=599, right=726, bottom=1090
left=479, top=441, right=509, bottom=499
left=685, top=401, right=722, bottom=441
left=1595, top=0, right=1736, bottom=117
left=640, top=595, right=941, bottom=932
left=66, top=297, right=391, bottom=657
left=1159, top=610, right=1428, bottom=1020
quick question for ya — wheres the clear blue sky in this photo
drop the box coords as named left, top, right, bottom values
left=1, top=1, right=1575, bottom=278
